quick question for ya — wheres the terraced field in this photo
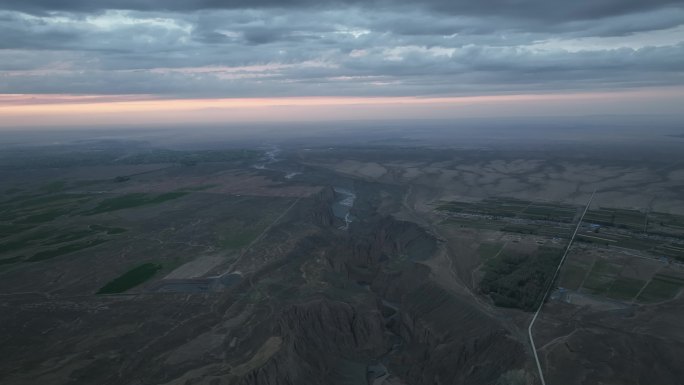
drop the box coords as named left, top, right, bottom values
left=438, top=197, right=577, bottom=238
left=575, top=229, right=684, bottom=262
left=439, top=197, right=578, bottom=222
left=560, top=249, right=684, bottom=303
left=584, top=208, right=647, bottom=231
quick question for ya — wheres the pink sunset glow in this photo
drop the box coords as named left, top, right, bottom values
left=2, top=87, right=683, bottom=128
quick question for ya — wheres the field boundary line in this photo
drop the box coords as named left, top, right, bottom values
left=223, top=197, right=301, bottom=276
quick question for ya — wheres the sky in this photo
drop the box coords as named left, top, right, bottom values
left=0, top=0, right=683, bottom=127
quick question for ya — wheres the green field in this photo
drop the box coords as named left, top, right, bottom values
left=439, top=197, right=577, bottom=223
left=0, top=230, right=52, bottom=254
left=653, top=244, right=684, bottom=262
left=443, top=218, right=503, bottom=231
left=582, top=259, right=624, bottom=295
left=566, top=254, right=683, bottom=303
left=559, top=262, right=588, bottom=290
left=605, top=277, right=645, bottom=300
left=0, top=221, right=127, bottom=266
left=636, top=275, right=684, bottom=303
left=444, top=218, right=572, bottom=238
left=650, top=212, right=684, bottom=233
left=97, top=263, right=162, bottom=294
left=576, top=230, right=684, bottom=262
left=86, top=192, right=188, bottom=215
left=15, top=207, right=73, bottom=224
left=0, top=193, right=90, bottom=225
left=42, top=230, right=96, bottom=245
left=583, top=273, right=614, bottom=294
left=439, top=197, right=576, bottom=237
left=215, top=196, right=297, bottom=250
left=477, top=242, right=504, bottom=259
left=5, top=193, right=87, bottom=209
left=585, top=209, right=684, bottom=239
left=0, top=224, right=34, bottom=238
left=27, top=239, right=108, bottom=262
left=0, top=256, right=24, bottom=265
left=585, top=208, right=647, bottom=231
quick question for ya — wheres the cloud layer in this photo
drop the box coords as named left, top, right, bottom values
left=0, top=0, right=683, bottom=97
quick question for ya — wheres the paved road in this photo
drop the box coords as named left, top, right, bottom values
left=528, top=190, right=595, bottom=385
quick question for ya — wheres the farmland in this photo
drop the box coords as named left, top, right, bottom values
left=438, top=197, right=578, bottom=222
left=85, top=192, right=189, bottom=215
left=559, top=246, right=684, bottom=304
left=438, top=197, right=577, bottom=238
left=97, top=263, right=163, bottom=294
left=436, top=194, right=684, bottom=308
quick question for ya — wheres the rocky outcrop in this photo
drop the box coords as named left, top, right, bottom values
left=278, top=299, right=388, bottom=357
left=317, top=184, right=337, bottom=202
left=393, top=283, right=526, bottom=385
left=238, top=299, right=388, bottom=385
left=339, top=217, right=526, bottom=384
left=238, top=213, right=525, bottom=385
left=306, top=185, right=337, bottom=227
left=343, top=217, right=438, bottom=271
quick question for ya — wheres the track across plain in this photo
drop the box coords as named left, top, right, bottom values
left=528, top=190, right=595, bottom=385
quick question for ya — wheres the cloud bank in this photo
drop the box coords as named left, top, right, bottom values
left=0, top=0, right=682, bottom=98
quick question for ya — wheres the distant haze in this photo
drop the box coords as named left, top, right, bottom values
left=2, top=87, right=684, bottom=128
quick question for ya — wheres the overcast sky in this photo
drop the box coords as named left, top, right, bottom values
left=0, top=0, right=683, bottom=126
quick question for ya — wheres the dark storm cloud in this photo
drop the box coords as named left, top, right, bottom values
left=3, top=0, right=683, bottom=23
left=413, top=0, right=682, bottom=22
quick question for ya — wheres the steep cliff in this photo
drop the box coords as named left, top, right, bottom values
left=339, top=216, right=526, bottom=385
left=343, top=217, right=438, bottom=272
left=393, top=282, right=526, bottom=385
left=238, top=299, right=388, bottom=385
left=306, top=185, right=337, bottom=227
